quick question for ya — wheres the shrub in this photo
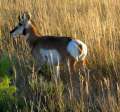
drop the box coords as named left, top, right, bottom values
left=0, top=52, right=16, bottom=112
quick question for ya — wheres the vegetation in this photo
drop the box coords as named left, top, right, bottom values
left=0, top=52, right=16, bottom=112
left=0, top=0, right=120, bottom=111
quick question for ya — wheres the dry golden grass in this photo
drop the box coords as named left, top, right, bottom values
left=0, top=0, right=120, bottom=111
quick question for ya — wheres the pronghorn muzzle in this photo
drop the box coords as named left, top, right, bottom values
left=10, top=23, right=25, bottom=38
left=10, top=26, right=18, bottom=35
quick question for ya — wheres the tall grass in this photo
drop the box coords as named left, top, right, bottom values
left=0, top=0, right=120, bottom=111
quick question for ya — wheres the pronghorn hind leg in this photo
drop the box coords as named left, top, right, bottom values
left=80, top=58, right=89, bottom=75
left=82, top=58, right=88, bottom=67
left=72, top=58, right=89, bottom=75
left=68, top=59, right=77, bottom=74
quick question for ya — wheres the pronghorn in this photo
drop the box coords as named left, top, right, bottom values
left=10, top=12, right=87, bottom=74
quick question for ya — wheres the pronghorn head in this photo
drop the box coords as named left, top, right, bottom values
left=10, top=12, right=32, bottom=38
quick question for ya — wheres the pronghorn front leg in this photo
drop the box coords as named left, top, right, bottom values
left=31, top=59, right=43, bottom=75
left=35, top=64, right=44, bottom=74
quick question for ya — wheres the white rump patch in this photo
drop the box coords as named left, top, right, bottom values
left=67, top=40, right=87, bottom=61
left=40, top=49, right=61, bottom=65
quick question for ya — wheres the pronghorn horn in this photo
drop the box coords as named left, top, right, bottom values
left=18, top=12, right=22, bottom=21
left=18, top=11, right=31, bottom=22
left=23, top=11, right=31, bottom=20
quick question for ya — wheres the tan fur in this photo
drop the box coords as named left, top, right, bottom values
left=23, top=23, right=76, bottom=68
left=10, top=13, right=87, bottom=73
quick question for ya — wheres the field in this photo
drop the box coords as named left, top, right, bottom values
left=0, top=0, right=120, bottom=111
